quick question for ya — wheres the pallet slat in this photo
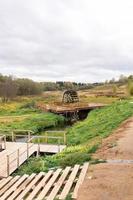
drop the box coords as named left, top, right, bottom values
left=26, top=170, right=53, bottom=200
left=0, top=176, right=20, bottom=196
left=8, top=173, right=36, bottom=200
left=0, top=176, right=13, bottom=189
left=15, top=172, right=45, bottom=200
left=36, top=169, right=62, bottom=200
left=0, top=174, right=29, bottom=200
left=59, top=165, right=80, bottom=200
left=72, top=163, right=89, bottom=199
left=0, top=163, right=89, bottom=200
left=47, top=167, right=71, bottom=200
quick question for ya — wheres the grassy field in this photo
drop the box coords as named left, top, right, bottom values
left=15, top=99, right=133, bottom=175
left=0, top=89, right=132, bottom=175
left=0, top=100, right=65, bottom=134
left=0, top=92, right=120, bottom=135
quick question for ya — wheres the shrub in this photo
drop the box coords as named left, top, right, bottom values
left=20, top=100, right=36, bottom=109
left=58, top=152, right=91, bottom=167
left=15, top=157, right=45, bottom=175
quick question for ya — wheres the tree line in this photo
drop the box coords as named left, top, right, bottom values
left=0, top=73, right=132, bottom=102
left=0, top=74, right=95, bottom=102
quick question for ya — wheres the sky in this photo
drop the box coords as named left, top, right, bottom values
left=0, top=0, right=133, bottom=83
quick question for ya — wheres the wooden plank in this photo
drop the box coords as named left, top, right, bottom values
left=72, top=163, right=89, bottom=199
left=36, top=168, right=62, bottom=200
left=0, top=174, right=29, bottom=200
left=15, top=172, right=45, bottom=200
left=59, top=165, right=80, bottom=200
left=0, top=176, right=20, bottom=196
left=0, top=176, right=13, bottom=189
left=47, top=167, right=71, bottom=200
left=26, top=170, right=53, bottom=200
left=8, top=173, right=36, bottom=200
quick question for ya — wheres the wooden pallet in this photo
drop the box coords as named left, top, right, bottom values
left=0, top=163, right=89, bottom=200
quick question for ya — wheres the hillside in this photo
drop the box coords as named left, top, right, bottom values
left=15, top=100, right=133, bottom=175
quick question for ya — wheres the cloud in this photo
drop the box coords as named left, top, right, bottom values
left=0, top=0, right=133, bottom=82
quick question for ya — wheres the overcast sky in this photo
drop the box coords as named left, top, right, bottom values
left=0, top=0, right=133, bottom=83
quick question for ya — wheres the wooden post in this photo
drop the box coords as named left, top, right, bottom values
left=45, top=132, right=48, bottom=144
left=28, top=131, right=31, bottom=141
left=0, top=136, right=2, bottom=150
left=27, top=142, right=29, bottom=158
left=58, top=138, right=60, bottom=153
left=4, top=135, right=6, bottom=149
left=17, top=149, right=19, bottom=168
left=11, top=131, right=14, bottom=142
left=36, top=143, right=40, bottom=157
left=64, top=132, right=66, bottom=145
left=7, top=155, right=10, bottom=176
left=36, top=138, right=40, bottom=157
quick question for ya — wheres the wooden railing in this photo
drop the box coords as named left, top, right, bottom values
left=0, top=129, right=34, bottom=142
left=28, top=134, right=65, bottom=155
left=0, top=130, right=67, bottom=177
left=45, top=131, right=67, bottom=145
left=6, top=142, right=34, bottom=176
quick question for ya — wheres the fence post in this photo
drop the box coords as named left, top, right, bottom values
left=12, top=131, right=14, bottom=142
left=36, top=143, right=40, bottom=157
left=58, top=138, right=60, bottom=153
left=17, top=149, right=19, bottom=168
left=4, top=135, right=6, bottom=149
left=7, top=155, right=10, bottom=176
left=64, top=132, right=66, bottom=145
left=0, top=136, right=2, bottom=150
left=28, top=131, right=31, bottom=141
left=27, top=142, right=29, bottom=158
left=45, top=132, right=48, bottom=144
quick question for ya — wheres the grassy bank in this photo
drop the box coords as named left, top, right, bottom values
left=15, top=100, right=133, bottom=175
left=0, top=101, right=65, bottom=133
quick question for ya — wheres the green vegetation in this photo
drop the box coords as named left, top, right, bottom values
left=0, top=113, right=65, bottom=133
left=15, top=100, right=133, bottom=175
left=127, top=80, right=133, bottom=96
left=67, top=101, right=133, bottom=145
left=0, top=101, right=65, bottom=134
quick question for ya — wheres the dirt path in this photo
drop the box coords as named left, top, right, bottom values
left=78, top=117, right=133, bottom=200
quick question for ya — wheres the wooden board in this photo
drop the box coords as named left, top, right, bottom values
left=72, top=163, right=89, bottom=199
left=0, top=163, right=89, bottom=200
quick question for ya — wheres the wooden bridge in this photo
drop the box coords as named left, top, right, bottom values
left=37, top=102, right=106, bottom=120
left=0, top=133, right=88, bottom=199
left=0, top=133, right=66, bottom=178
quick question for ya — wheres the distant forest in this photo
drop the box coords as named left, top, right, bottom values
left=0, top=73, right=132, bottom=102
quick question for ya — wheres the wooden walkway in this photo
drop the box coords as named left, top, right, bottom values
left=0, top=163, right=89, bottom=200
left=0, top=142, right=66, bottom=178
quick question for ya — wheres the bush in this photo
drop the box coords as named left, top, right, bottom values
left=20, top=100, right=36, bottom=109
left=15, top=157, right=45, bottom=175
left=58, top=152, right=91, bottom=167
